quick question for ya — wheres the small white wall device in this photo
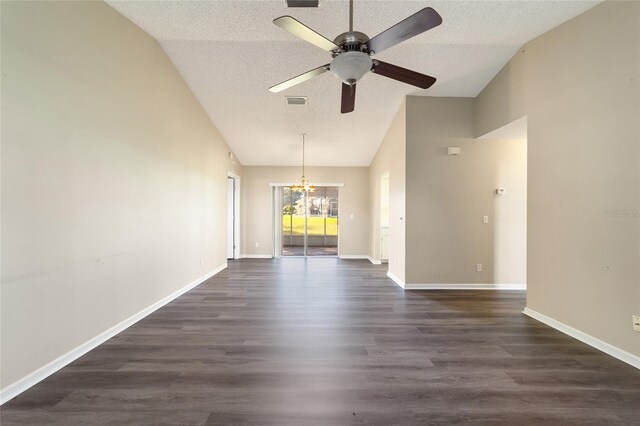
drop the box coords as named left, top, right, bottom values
left=447, top=147, right=461, bottom=155
left=496, top=188, right=506, bottom=195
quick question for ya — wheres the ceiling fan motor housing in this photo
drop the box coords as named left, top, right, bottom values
left=333, top=31, right=370, bottom=52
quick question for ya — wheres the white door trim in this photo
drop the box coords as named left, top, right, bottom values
left=227, top=171, right=241, bottom=260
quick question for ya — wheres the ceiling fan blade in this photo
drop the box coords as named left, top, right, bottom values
left=372, top=60, right=436, bottom=89
left=273, top=16, right=340, bottom=52
left=341, top=83, right=356, bottom=114
left=366, top=7, right=442, bottom=55
left=269, top=65, right=329, bottom=93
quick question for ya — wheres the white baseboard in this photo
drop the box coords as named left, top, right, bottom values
left=385, top=272, right=525, bottom=291
left=387, top=271, right=405, bottom=288
left=523, top=307, right=640, bottom=369
left=241, top=254, right=273, bottom=259
left=338, top=255, right=383, bottom=265
left=405, top=283, right=526, bottom=290
left=0, top=263, right=228, bottom=405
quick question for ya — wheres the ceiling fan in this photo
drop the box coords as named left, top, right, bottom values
left=269, top=0, right=442, bottom=113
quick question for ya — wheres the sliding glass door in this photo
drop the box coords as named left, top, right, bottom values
left=280, top=186, right=338, bottom=256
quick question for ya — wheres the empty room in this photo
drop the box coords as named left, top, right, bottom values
left=1, top=0, right=639, bottom=424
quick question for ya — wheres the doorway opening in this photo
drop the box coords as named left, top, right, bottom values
left=380, top=172, right=390, bottom=263
left=226, top=172, right=240, bottom=260
left=477, top=116, right=527, bottom=287
left=278, top=186, right=339, bottom=256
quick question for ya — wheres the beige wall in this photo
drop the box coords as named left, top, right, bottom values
left=405, top=96, right=527, bottom=285
left=369, top=101, right=406, bottom=281
left=476, top=1, right=640, bottom=355
left=241, top=166, right=369, bottom=257
left=1, top=1, right=241, bottom=389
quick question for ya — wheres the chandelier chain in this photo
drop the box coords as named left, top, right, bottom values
left=302, top=133, right=306, bottom=177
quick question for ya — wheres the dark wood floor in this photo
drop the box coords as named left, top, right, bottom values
left=2, top=259, right=639, bottom=425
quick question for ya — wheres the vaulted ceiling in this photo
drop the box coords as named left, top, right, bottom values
left=107, top=0, right=600, bottom=166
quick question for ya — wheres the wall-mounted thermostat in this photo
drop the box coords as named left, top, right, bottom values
left=496, top=188, right=506, bottom=195
left=447, top=147, right=461, bottom=156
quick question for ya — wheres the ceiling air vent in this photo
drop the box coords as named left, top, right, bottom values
left=286, top=0, right=319, bottom=7
left=286, top=96, right=307, bottom=106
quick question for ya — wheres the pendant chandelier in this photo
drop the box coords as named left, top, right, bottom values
left=292, top=133, right=315, bottom=193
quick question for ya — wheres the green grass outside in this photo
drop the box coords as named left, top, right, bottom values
left=282, top=214, right=337, bottom=236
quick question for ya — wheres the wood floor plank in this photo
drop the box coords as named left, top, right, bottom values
left=2, top=258, right=639, bottom=425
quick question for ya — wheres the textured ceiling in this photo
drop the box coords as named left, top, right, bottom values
left=107, top=0, right=600, bottom=166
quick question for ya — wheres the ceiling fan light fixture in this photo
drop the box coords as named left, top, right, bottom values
left=329, top=51, right=372, bottom=85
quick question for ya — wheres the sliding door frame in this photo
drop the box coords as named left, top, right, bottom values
left=270, top=182, right=344, bottom=258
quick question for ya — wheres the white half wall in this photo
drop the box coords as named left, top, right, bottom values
left=369, top=101, right=407, bottom=281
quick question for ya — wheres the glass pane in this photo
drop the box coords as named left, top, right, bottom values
left=306, top=187, right=324, bottom=237
left=306, top=186, right=338, bottom=256
left=325, top=186, right=339, bottom=237
left=281, top=187, right=305, bottom=256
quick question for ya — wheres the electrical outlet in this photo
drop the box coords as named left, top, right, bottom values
left=476, top=263, right=483, bottom=272
left=633, top=315, right=640, bottom=332
left=255, top=242, right=259, bottom=248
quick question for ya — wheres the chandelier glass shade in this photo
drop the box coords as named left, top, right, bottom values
left=292, top=133, right=315, bottom=193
